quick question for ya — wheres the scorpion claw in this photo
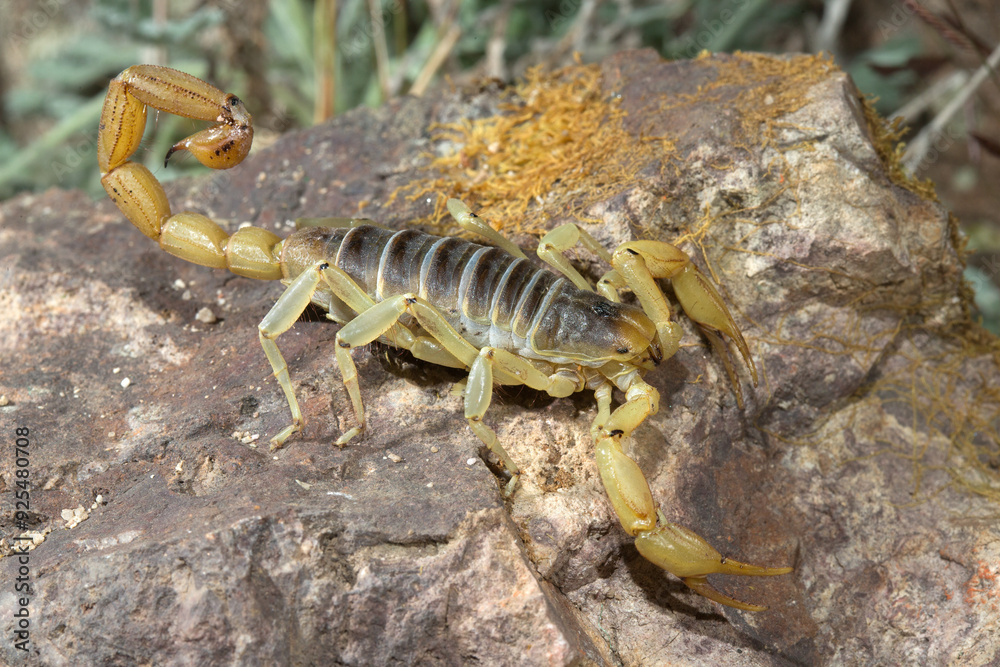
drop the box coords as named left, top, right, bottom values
left=634, top=520, right=793, bottom=611
left=680, top=575, right=770, bottom=612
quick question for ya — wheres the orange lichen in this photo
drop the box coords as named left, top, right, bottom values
left=964, top=559, right=1000, bottom=611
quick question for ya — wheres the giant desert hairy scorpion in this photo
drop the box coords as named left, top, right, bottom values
left=99, top=65, right=792, bottom=611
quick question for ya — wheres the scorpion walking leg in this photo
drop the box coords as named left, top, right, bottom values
left=258, top=261, right=467, bottom=450
left=529, top=221, right=623, bottom=303
left=593, top=380, right=792, bottom=611
left=334, top=292, right=547, bottom=493
left=315, top=262, right=467, bottom=371
left=466, top=348, right=580, bottom=495
left=446, top=199, right=528, bottom=260
left=258, top=265, right=327, bottom=449
left=535, top=222, right=613, bottom=292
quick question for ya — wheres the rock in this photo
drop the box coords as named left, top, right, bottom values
left=1, top=50, right=998, bottom=665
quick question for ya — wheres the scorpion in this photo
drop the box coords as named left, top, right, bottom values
left=98, top=65, right=792, bottom=611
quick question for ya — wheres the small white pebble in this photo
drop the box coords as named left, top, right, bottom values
left=0, top=395, right=8, bottom=406
left=295, top=479, right=313, bottom=490
left=387, top=453, right=403, bottom=463
left=466, top=457, right=477, bottom=466
left=120, top=377, right=131, bottom=389
left=95, top=494, right=104, bottom=504
left=172, top=279, right=186, bottom=290
left=426, top=482, right=434, bottom=488
left=175, top=461, right=184, bottom=473
left=181, top=290, right=192, bottom=301
left=430, top=446, right=439, bottom=453
left=195, top=307, right=217, bottom=324
left=60, top=509, right=74, bottom=521
left=112, top=367, right=120, bottom=374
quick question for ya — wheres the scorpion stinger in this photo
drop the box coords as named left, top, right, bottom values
left=98, top=64, right=792, bottom=611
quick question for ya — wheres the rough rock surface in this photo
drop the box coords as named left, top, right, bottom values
left=2, top=50, right=999, bottom=665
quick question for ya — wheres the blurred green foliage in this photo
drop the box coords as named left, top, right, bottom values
left=0, top=0, right=997, bottom=331
left=0, top=0, right=830, bottom=201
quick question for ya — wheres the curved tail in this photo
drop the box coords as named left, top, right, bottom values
left=98, top=65, right=282, bottom=280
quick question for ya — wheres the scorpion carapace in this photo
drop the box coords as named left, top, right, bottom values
left=98, top=64, right=792, bottom=612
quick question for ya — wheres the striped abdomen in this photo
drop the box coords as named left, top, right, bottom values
left=282, top=226, right=562, bottom=355
left=280, top=225, right=655, bottom=365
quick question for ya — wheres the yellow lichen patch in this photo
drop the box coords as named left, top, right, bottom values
left=393, top=62, right=676, bottom=237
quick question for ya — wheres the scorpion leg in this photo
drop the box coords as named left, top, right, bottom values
left=258, top=265, right=326, bottom=449
left=289, top=218, right=466, bottom=368
left=466, top=348, right=581, bottom=495
left=446, top=199, right=528, bottom=260
left=535, top=223, right=613, bottom=292
left=314, top=262, right=466, bottom=369
left=258, top=261, right=462, bottom=449
left=294, top=216, right=387, bottom=231
left=593, top=380, right=792, bottom=611
left=317, top=267, right=471, bottom=445
left=333, top=292, right=544, bottom=494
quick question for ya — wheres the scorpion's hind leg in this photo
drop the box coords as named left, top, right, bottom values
left=446, top=199, right=528, bottom=260
left=332, top=291, right=518, bottom=488
left=258, top=264, right=328, bottom=449
left=334, top=289, right=576, bottom=496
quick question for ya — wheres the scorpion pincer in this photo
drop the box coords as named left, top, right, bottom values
left=98, top=64, right=792, bottom=611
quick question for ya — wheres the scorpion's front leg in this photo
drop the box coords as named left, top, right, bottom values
left=593, top=380, right=792, bottom=611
